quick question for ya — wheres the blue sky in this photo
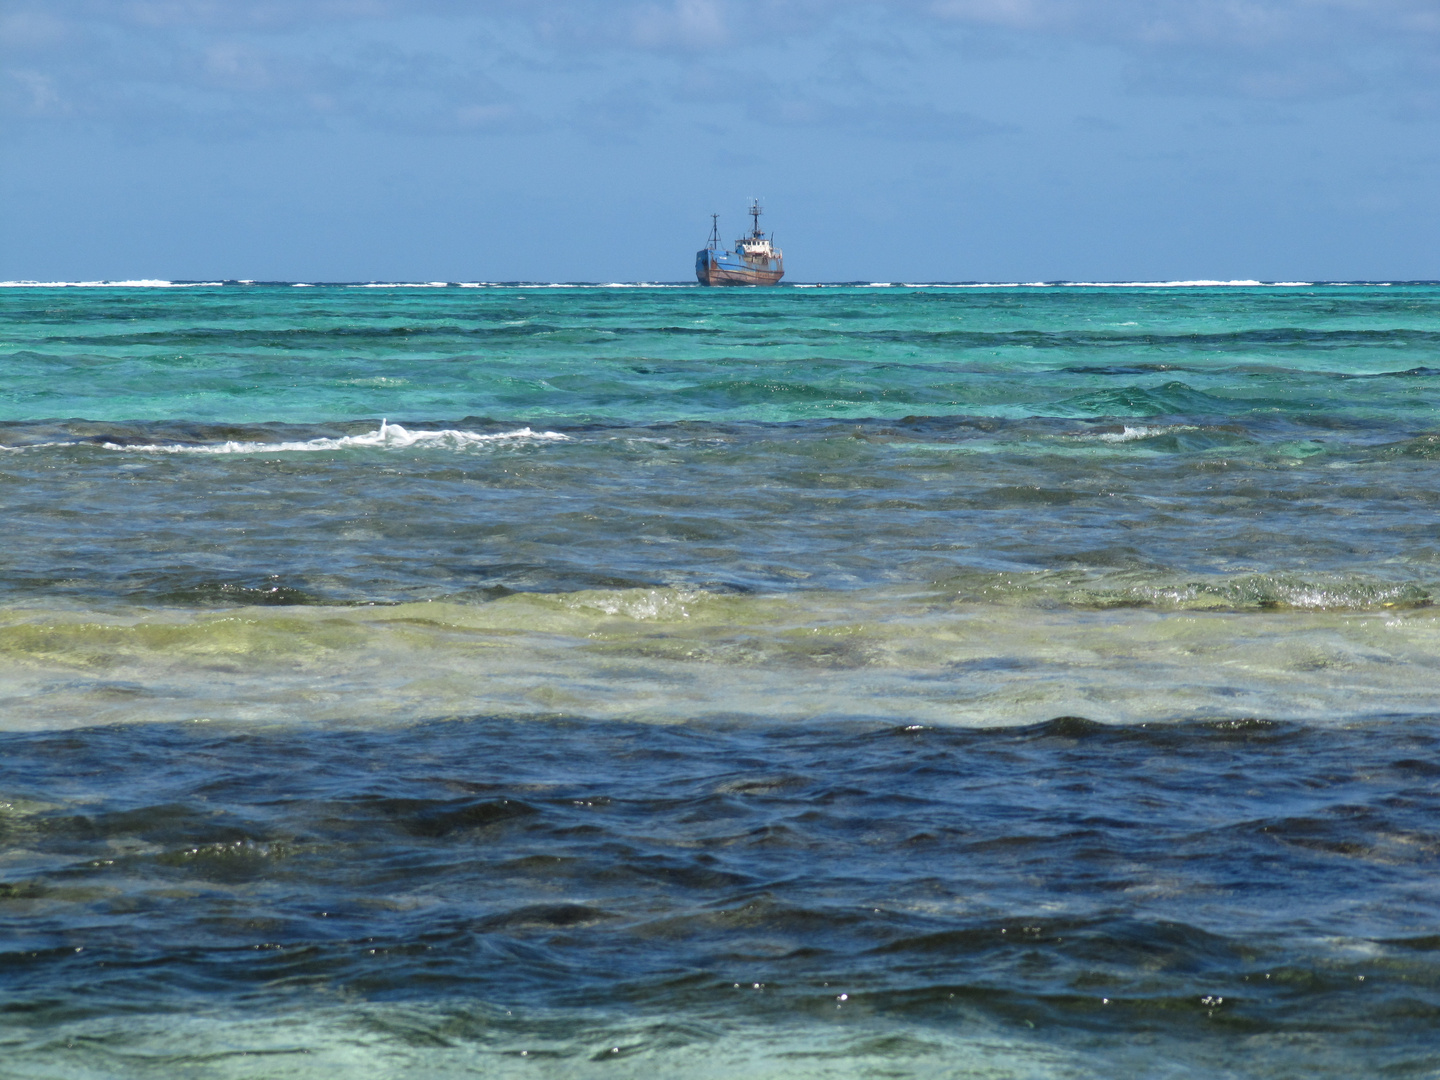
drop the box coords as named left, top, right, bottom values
left=3, top=0, right=1438, bottom=281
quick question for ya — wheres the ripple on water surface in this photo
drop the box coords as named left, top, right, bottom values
left=4, top=284, right=1440, bottom=1076
left=0, top=716, right=1438, bottom=1078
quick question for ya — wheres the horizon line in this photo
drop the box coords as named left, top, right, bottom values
left=2, top=279, right=1432, bottom=289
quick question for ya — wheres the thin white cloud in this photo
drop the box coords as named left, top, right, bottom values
left=631, top=0, right=731, bottom=50
left=1, top=0, right=1436, bottom=136
left=926, top=0, right=1440, bottom=47
left=925, top=0, right=1440, bottom=103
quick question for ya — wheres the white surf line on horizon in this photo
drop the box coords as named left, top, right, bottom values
left=907, top=280, right=1319, bottom=288
left=1062, top=279, right=1275, bottom=287
left=5, top=279, right=1417, bottom=290
left=0, top=280, right=226, bottom=288
left=841, top=281, right=1334, bottom=289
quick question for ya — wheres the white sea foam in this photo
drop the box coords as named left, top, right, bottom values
left=0, top=440, right=72, bottom=452
left=106, top=422, right=567, bottom=455
left=0, top=280, right=107, bottom=288
left=0, top=280, right=223, bottom=288
left=350, top=282, right=453, bottom=288
left=1059, top=280, right=1314, bottom=288
left=112, top=279, right=224, bottom=287
left=2, top=424, right=568, bottom=456
left=1080, top=424, right=1202, bottom=443
left=895, top=279, right=1311, bottom=289
left=449, top=282, right=692, bottom=289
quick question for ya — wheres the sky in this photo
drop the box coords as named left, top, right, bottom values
left=2, top=0, right=1438, bottom=282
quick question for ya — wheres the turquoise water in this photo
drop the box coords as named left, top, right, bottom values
left=1, top=282, right=1439, bottom=1077
left=7, top=283, right=1440, bottom=425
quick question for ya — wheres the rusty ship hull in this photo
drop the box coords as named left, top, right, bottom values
left=696, top=202, right=784, bottom=286
left=695, top=254, right=784, bottom=286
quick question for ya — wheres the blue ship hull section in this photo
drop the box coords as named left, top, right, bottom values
left=695, top=248, right=784, bottom=286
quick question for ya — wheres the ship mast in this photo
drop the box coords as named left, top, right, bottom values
left=707, top=213, right=720, bottom=252
left=749, top=199, right=763, bottom=240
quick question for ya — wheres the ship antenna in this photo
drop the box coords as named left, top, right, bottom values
left=750, top=198, right=762, bottom=239
left=708, top=213, right=719, bottom=251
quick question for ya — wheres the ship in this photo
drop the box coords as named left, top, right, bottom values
left=695, top=200, right=784, bottom=286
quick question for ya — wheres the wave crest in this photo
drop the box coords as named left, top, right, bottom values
left=1, top=423, right=569, bottom=455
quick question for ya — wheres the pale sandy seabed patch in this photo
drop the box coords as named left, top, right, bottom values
left=0, top=1003, right=1332, bottom=1080
left=1, top=588, right=1436, bottom=731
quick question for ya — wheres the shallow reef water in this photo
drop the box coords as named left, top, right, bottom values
left=1, top=282, right=1439, bottom=1076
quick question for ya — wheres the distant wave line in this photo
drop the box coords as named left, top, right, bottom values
left=2, top=279, right=1426, bottom=289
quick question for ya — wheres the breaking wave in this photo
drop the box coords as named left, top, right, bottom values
left=0, top=279, right=225, bottom=288
left=1, top=422, right=568, bottom=455
left=1071, top=424, right=1204, bottom=442
left=1058, top=280, right=1300, bottom=288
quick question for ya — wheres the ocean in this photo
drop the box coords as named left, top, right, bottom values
left=1, top=280, right=1438, bottom=1077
